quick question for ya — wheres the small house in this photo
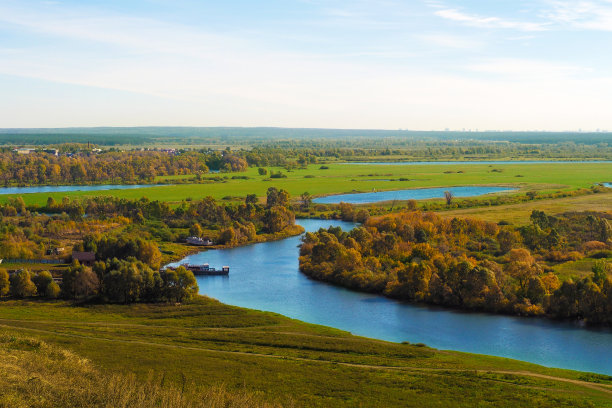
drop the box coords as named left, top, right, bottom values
left=72, top=251, right=96, bottom=266
left=186, top=236, right=214, bottom=246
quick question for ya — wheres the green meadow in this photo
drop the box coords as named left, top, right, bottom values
left=1, top=298, right=611, bottom=407
left=5, top=162, right=611, bottom=207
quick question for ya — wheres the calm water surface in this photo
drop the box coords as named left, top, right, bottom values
left=170, top=219, right=612, bottom=375
left=313, top=186, right=515, bottom=204
left=0, top=184, right=157, bottom=195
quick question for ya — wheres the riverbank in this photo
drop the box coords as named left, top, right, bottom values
left=160, top=224, right=305, bottom=266
left=185, top=218, right=612, bottom=375
left=0, top=298, right=610, bottom=407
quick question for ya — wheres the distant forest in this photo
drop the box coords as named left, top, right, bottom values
left=0, top=127, right=611, bottom=147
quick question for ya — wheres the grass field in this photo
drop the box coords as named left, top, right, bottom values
left=439, top=190, right=612, bottom=224
left=4, top=162, right=611, bottom=207
left=0, top=298, right=611, bottom=407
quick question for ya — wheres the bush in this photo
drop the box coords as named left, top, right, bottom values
left=583, top=241, right=608, bottom=253
left=591, top=250, right=612, bottom=259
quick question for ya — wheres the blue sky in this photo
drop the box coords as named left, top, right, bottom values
left=1, top=0, right=612, bottom=130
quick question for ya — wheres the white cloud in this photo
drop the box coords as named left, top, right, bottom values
left=1, top=0, right=612, bottom=130
left=434, top=8, right=548, bottom=31
left=544, top=0, right=612, bottom=31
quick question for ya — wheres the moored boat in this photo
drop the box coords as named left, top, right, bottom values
left=168, top=263, right=229, bottom=276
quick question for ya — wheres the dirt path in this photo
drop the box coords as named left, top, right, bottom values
left=2, top=321, right=611, bottom=398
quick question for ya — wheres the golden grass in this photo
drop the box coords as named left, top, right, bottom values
left=438, top=191, right=612, bottom=224
left=0, top=332, right=284, bottom=408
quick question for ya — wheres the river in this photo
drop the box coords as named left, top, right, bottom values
left=169, top=219, right=612, bottom=375
left=0, top=184, right=158, bottom=195
left=313, top=186, right=515, bottom=204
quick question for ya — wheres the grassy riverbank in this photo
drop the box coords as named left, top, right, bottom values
left=4, top=162, right=610, bottom=207
left=0, top=298, right=611, bottom=407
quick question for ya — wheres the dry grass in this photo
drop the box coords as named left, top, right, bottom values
left=438, top=191, right=612, bottom=224
left=0, top=332, right=285, bottom=408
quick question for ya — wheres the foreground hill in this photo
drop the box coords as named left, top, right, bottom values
left=0, top=297, right=611, bottom=407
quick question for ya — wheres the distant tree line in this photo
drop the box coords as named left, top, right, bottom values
left=0, top=149, right=248, bottom=186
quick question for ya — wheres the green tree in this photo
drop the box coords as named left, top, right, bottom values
left=526, top=276, right=547, bottom=304
left=592, top=260, right=610, bottom=286
left=162, top=266, right=198, bottom=302
left=0, top=268, right=9, bottom=296
left=45, top=281, right=61, bottom=298
left=9, top=270, right=37, bottom=298
left=33, top=271, right=54, bottom=295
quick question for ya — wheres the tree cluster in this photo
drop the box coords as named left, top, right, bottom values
left=299, top=210, right=612, bottom=324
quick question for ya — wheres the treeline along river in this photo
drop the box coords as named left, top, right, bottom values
left=170, top=219, right=612, bottom=375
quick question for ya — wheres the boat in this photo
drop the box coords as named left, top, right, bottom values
left=168, top=263, right=229, bottom=276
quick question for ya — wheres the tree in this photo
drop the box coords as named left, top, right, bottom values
left=218, top=227, right=237, bottom=245
left=62, top=263, right=100, bottom=299
left=497, top=229, right=520, bottom=254
left=189, top=223, right=203, bottom=238
left=266, top=187, right=289, bottom=208
left=264, top=206, right=295, bottom=233
left=444, top=191, right=454, bottom=206
left=0, top=268, right=9, bottom=296
left=162, top=266, right=198, bottom=302
left=505, top=248, right=540, bottom=294
left=257, top=168, right=267, bottom=176
left=33, top=271, right=54, bottom=295
left=592, top=260, right=610, bottom=286
left=9, top=270, right=37, bottom=298
left=300, top=192, right=312, bottom=211
left=526, top=276, right=547, bottom=304
left=45, top=281, right=61, bottom=298
left=530, top=210, right=550, bottom=229
left=245, top=194, right=258, bottom=205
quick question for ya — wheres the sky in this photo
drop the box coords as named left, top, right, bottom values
left=1, top=0, right=612, bottom=130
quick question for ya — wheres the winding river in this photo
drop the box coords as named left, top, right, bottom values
left=170, top=219, right=612, bottom=375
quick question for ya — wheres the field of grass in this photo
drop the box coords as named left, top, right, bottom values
left=0, top=298, right=611, bottom=407
left=438, top=190, right=612, bottom=224
left=4, top=162, right=611, bottom=207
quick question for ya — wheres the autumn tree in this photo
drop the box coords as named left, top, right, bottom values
left=266, top=187, right=290, bottom=208
left=505, top=248, right=540, bottom=294
left=188, top=223, right=203, bottom=240
left=61, top=262, right=100, bottom=299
